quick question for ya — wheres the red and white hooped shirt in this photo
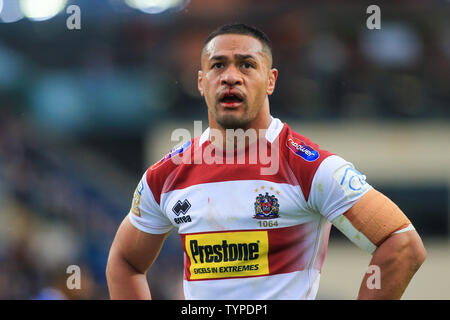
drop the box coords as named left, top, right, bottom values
left=128, top=117, right=372, bottom=300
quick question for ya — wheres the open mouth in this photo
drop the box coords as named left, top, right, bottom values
left=219, top=91, right=244, bottom=107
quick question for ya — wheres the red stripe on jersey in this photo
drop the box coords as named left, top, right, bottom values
left=151, top=132, right=300, bottom=202
left=161, top=152, right=299, bottom=197
left=146, top=124, right=333, bottom=204
left=146, top=137, right=200, bottom=204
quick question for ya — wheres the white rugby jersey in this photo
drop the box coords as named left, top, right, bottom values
left=128, top=117, right=372, bottom=300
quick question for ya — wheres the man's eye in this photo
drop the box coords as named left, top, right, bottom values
left=212, top=63, right=224, bottom=69
left=241, top=62, right=254, bottom=69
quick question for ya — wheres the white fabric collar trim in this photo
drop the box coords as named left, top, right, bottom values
left=198, top=116, right=284, bottom=146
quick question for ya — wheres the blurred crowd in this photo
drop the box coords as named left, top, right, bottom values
left=0, top=109, right=121, bottom=299
left=0, top=1, right=448, bottom=135
left=0, top=108, right=184, bottom=299
left=0, top=0, right=448, bottom=299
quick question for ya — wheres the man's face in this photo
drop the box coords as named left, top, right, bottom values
left=198, top=34, right=277, bottom=130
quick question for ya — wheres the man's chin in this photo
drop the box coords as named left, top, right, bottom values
left=216, top=114, right=251, bottom=130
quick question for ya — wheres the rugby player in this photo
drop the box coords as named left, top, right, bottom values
left=106, top=23, right=426, bottom=300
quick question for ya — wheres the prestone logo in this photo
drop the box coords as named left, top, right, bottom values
left=189, top=239, right=260, bottom=263
left=184, top=231, right=269, bottom=280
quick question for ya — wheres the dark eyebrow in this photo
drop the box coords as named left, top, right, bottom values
left=209, top=55, right=227, bottom=62
left=209, top=54, right=258, bottom=62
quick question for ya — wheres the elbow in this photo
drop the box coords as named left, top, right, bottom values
left=407, top=233, right=427, bottom=271
left=106, top=247, right=146, bottom=281
left=410, top=237, right=427, bottom=272
left=391, top=231, right=427, bottom=272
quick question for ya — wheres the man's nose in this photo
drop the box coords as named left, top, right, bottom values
left=220, top=65, right=243, bottom=86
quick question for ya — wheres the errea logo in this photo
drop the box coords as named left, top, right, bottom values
left=173, top=199, right=191, bottom=216
left=172, top=199, right=192, bottom=224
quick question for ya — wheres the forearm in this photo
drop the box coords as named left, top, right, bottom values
left=357, top=231, right=426, bottom=299
left=106, top=252, right=152, bottom=300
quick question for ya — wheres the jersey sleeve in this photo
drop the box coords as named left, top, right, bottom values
left=127, top=170, right=173, bottom=234
left=307, top=155, right=373, bottom=222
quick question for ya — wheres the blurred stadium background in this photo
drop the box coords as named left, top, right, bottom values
left=0, top=0, right=448, bottom=299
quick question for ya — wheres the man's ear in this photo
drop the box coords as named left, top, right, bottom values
left=267, top=68, right=278, bottom=95
left=198, top=70, right=204, bottom=96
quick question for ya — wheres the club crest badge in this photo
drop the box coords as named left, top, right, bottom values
left=253, top=192, right=280, bottom=219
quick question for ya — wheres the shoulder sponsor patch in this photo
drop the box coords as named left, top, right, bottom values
left=130, top=181, right=144, bottom=217
left=333, top=164, right=370, bottom=199
left=151, top=140, right=192, bottom=170
left=286, top=135, right=319, bottom=162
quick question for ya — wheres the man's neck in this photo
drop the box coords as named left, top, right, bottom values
left=207, top=106, right=272, bottom=151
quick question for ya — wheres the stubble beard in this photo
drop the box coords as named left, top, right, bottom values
left=213, top=103, right=254, bottom=130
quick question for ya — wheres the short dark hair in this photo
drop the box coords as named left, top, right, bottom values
left=203, top=23, right=272, bottom=56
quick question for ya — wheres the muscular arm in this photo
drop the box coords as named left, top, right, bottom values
left=358, top=230, right=426, bottom=299
left=332, top=189, right=426, bottom=300
left=106, top=216, right=170, bottom=300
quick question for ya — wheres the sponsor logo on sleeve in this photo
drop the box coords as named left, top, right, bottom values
left=151, top=140, right=192, bottom=170
left=131, top=181, right=143, bottom=217
left=286, top=135, right=319, bottom=162
left=185, top=231, right=269, bottom=280
left=333, top=165, right=370, bottom=199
